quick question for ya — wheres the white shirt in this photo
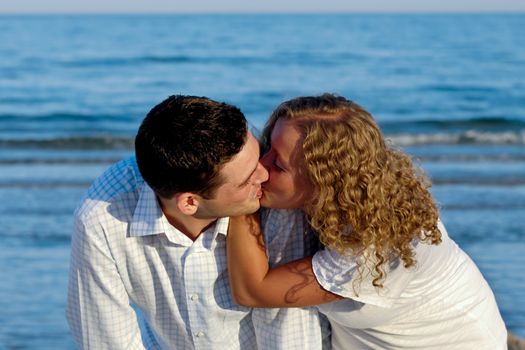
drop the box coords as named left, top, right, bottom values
left=311, top=219, right=507, bottom=349
left=66, top=157, right=328, bottom=350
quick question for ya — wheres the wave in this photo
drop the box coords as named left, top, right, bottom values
left=380, top=116, right=525, bottom=132
left=443, top=203, right=525, bottom=210
left=0, top=180, right=93, bottom=189
left=40, top=51, right=354, bottom=68
left=388, top=129, right=525, bottom=146
left=60, top=55, right=193, bottom=67
left=432, top=176, right=525, bottom=186
left=2, top=153, right=524, bottom=166
left=0, top=177, right=523, bottom=190
left=0, top=129, right=524, bottom=152
left=55, top=54, right=273, bottom=68
left=0, top=112, right=134, bottom=122
left=0, top=158, right=122, bottom=165
left=1, top=114, right=523, bottom=133
left=0, top=136, right=134, bottom=149
left=420, top=84, right=500, bottom=94
left=415, top=154, right=525, bottom=162
left=0, top=233, right=71, bottom=245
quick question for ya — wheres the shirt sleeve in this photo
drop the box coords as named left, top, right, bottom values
left=253, top=209, right=330, bottom=350
left=312, top=246, right=414, bottom=308
left=66, top=211, right=157, bottom=350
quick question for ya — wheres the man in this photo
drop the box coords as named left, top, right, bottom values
left=66, top=95, right=327, bottom=349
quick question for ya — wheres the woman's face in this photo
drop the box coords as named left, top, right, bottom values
left=260, top=118, right=312, bottom=209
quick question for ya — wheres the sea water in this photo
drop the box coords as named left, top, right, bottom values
left=0, top=14, right=524, bottom=348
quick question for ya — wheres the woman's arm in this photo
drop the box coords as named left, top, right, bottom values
left=227, top=214, right=341, bottom=308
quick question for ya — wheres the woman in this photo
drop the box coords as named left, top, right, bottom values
left=227, top=94, right=507, bottom=349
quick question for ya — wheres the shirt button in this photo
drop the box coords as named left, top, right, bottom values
left=190, top=293, right=199, bottom=301
left=196, top=331, right=205, bottom=338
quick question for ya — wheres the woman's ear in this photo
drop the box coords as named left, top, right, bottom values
left=175, top=192, right=200, bottom=215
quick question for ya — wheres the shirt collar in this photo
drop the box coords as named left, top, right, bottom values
left=129, top=183, right=165, bottom=237
left=129, top=183, right=230, bottom=243
left=213, top=216, right=230, bottom=237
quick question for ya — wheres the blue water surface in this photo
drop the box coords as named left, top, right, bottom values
left=0, top=14, right=524, bottom=348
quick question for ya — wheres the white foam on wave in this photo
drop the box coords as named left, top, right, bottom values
left=387, top=130, right=525, bottom=146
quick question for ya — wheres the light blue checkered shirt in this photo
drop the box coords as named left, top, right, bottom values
left=66, top=157, right=329, bottom=349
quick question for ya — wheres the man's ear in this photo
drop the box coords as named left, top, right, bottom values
left=175, top=192, right=200, bottom=215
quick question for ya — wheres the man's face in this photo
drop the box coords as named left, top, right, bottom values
left=260, top=118, right=312, bottom=209
left=195, top=132, right=269, bottom=218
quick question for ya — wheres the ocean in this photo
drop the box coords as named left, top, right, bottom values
left=0, top=14, right=524, bottom=348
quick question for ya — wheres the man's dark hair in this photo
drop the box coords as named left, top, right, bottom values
left=135, top=95, right=248, bottom=199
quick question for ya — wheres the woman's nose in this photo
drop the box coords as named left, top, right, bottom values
left=260, top=152, right=271, bottom=170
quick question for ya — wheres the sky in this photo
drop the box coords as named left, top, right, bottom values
left=1, top=0, right=525, bottom=14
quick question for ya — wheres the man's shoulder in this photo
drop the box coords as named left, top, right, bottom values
left=262, top=208, right=304, bottom=229
left=75, top=157, right=143, bottom=221
left=262, top=208, right=322, bottom=264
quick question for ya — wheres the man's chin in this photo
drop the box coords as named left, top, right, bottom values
left=259, top=195, right=274, bottom=209
left=242, top=200, right=261, bottom=215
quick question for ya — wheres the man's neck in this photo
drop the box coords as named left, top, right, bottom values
left=167, top=214, right=217, bottom=241
left=159, top=198, right=217, bottom=241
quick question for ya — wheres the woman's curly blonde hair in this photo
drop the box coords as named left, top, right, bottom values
left=262, top=93, right=442, bottom=288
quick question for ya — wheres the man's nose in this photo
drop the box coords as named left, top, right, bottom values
left=255, top=161, right=269, bottom=183
left=260, top=152, right=271, bottom=171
